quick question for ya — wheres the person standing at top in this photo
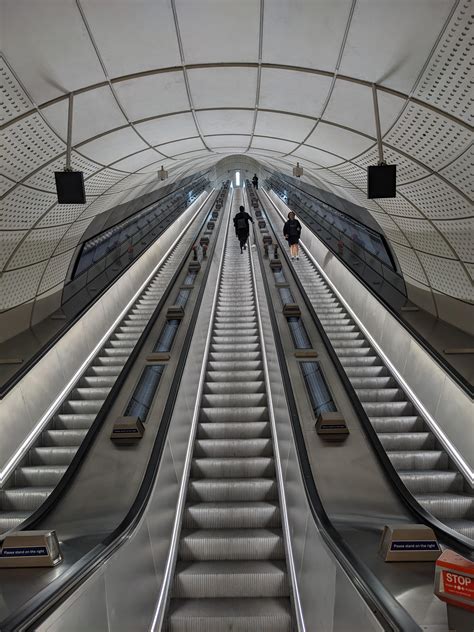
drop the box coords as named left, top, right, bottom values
left=252, top=174, right=259, bottom=189
left=233, top=205, right=254, bottom=254
left=283, top=211, right=302, bottom=260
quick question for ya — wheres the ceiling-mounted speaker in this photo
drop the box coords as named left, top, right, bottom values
left=368, top=164, right=396, bottom=199
left=55, top=171, right=86, bottom=204
left=293, top=162, right=303, bottom=178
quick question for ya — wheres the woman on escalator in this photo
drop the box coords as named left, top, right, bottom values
left=283, top=211, right=302, bottom=260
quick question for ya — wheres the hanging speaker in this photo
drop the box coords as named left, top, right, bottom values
left=367, top=165, right=396, bottom=199
left=55, top=171, right=86, bottom=204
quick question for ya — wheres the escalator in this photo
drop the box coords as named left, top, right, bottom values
left=257, top=187, right=473, bottom=543
left=167, top=197, right=293, bottom=630
left=0, top=194, right=215, bottom=535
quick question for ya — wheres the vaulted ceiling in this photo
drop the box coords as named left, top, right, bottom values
left=1, top=0, right=472, bottom=333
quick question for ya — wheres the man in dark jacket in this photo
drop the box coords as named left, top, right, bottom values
left=252, top=174, right=259, bottom=189
left=233, top=205, right=254, bottom=253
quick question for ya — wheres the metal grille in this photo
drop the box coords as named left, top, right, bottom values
left=153, top=320, right=181, bottom=352
left=287, top=317, right=311, bottom=349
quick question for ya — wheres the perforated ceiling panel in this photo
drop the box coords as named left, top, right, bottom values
left=1, top=0, right=472, bottom=328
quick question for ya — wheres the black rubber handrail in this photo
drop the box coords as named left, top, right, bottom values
left=262, top=176, right=473, bottom=397
left=259, top=189, right=474, bottom=557
left=0, top=187, right=229, bottom=632
left=0, top=174, right=212, bottom=399
left=248, top=215, right=421, bottom=632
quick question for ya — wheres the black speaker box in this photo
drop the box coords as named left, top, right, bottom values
left=367, top=165, right=396, bottom=199
left=55, top=171, right=86, bottom=204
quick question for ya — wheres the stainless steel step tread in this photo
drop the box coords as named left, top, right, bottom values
left=168, top=596, right=292, bottom=630
left=179, top=528, right=285, bottom=560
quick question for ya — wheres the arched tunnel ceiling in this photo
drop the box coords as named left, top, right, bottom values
left=0, top=0, right=472, bottom=332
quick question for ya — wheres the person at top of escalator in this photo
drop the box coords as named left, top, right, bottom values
left=252, top=174, right=259, bottom=189
left=283, top=211, right=302, bottom=260
left=233, top=205, right=254, bottom=254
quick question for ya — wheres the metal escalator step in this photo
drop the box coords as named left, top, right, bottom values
left=194, top=439, right=273, bottom=458
left=88, top=361, right=124, bottom=371
left=371, top=416, right=424, bottom=433
left=55, top=414, right=96, bottom=430
left=188, top=479, right=277, bottom=502
left=208, top=352, right=262, bottom=362
left=42, top=429, right=88, bottom=447
left=205, top=370, right=264, bottom=383
left=172, top=560, right=289, bottom=598
left=72, top=387, right=110, bottom=400
left=1, top=487, right=53, bottom=511
left=200, top=407, right=268, bottom=423
left=344, top=366, right=389, bottom=377
left=339, top=356, right=383, bottom=367
left=203, top=381, right=265, bottom=395
left=29, top=446, right=78, bottom=465
left=178, top=528, right=285, bottom=560
left=400, top=470, right=464, bottom=494
left=0, top=512, right=30, bottom=533
left=327, top=332, right=363, bottom=340
left=363, top=401, right=414, bottom=416
left=15, top=465, right=67, bottom=486
left=211, top=343, right=260, bottom=353
left=79, top=375, right=116, bottom=388
left=378, top=432, right=435, bottom=451
left=201, top=393, right=267, bottom=408
left=333, top=348, right=374, bottom=357
left=388, top=450, right=448, bottom=470
left=63, top=399, right=103, bottom=414
left=207, top=361, right=263, bottom=372
left=191, top=457, right=275, bottom=478
left=102, top=347, right=133, bottom=356
left=197, top=422, right=271, bottom=440
left=355, top=388, right=406, bottom=402
left=184, top=502, right=281, bottom=529
left=349, top=377, right=397, bottom=389
left=211, top=335, right=259, bottom=345
left=416, top=494, right=473, bottom=519
left=443, top=520, right=474, bottom=540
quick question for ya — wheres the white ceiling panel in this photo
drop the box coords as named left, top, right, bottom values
left=197, top=110, right=254, bottom=136
left=259, top=68, right=332, bottom=118
left=111, top=149, right=162, bottom=173
left=7, top=225, right=69, bottom=270
left=251, top=137, right=298, bottom=154
left=293, top=145, right=341, bottom=167
left=254, top=112, right=314, bottom=143
left=157, top=137, right=206, bottom=156
left=79, top=128, right=149, bottom=165
left=393, top=217, right=454, bottom=258
left=354, top=145, right=431, bottom=185
left=384, top=102, right=471, bottom=171
left=206, top=136, right=250, bottom=149
left=41, top=86, right=127, bottom=144
left=400, top=177, right=472, bottom=220
left=418, top=254, right=472, bottom=301
left=81, top=0, right=180, bottom=76
left=25, top=153, right=101, bottom=193
left=306, top=122, right=375, bottom=159
left=37, top=202, right=91, bottom=228
left=168, top=150, right=212, bottom=162
left=2, top=0, right=105, bottom=104
left=38, top=250, right=75, bottom=294
left=339, top=0, right=454, bottom=93
left=262, top=0, right=352, bottom=70
left=175, top=0, right=259, bottom=63
left=439, top=146, right=474, bottom=198
left=0, top=262, right=48, bottom=310
left=1, top=187, right=56, bottom=230
left=433, top=218, right=474, bottom=263
left=136, top=113, right=197, bottom=146
left=0, top=231, right=27, bottom=269
left=324, top=80, right=406, bottom=136
left=375, top=195, right=424, bottom=219
left=188, top=68, right=258, bottom=109
left=137, top=158, right=175, bottom=173
left=1, top=55, right=33, bottom=125
left=414, top=0, right=472, bottom=125
left=391, top=243, right=429, bottom=284
left=114, top=72, right=189, bottom=121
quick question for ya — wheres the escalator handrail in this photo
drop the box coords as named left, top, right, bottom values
left=259, top=187, right=474, bottom=557
left=0, top=187, right=230, bottom=632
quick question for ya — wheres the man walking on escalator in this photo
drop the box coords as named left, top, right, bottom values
left=233, top=205, right=254, bottom=254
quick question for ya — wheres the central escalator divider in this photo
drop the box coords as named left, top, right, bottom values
left=167, top=199, right=294, bottom=631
